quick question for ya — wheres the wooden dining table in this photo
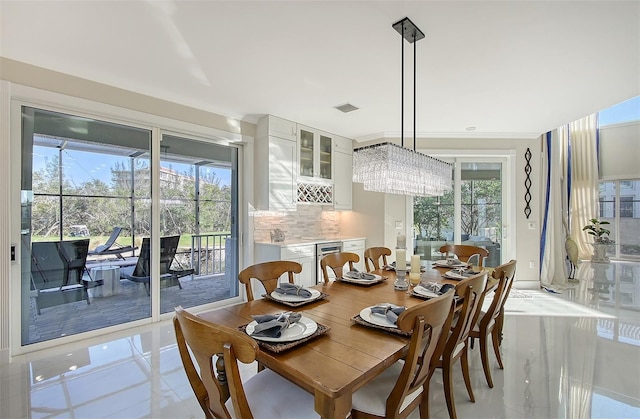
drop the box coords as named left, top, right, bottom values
left=197, top=261, right=487, bottom=419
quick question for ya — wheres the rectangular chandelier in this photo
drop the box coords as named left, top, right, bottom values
left=352, top=17, right=452, bottom=197
left=352, top=142, right=452, bottom=197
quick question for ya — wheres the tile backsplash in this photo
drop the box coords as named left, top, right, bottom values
left=253, top=205, right=341, bottom=242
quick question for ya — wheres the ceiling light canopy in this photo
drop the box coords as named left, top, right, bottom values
left=352, top=17, right=452, bottom=197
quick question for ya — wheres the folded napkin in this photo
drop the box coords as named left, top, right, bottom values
left=345, top=271, right=376, bottom=280
left=274, top=283, right=312, bottom=298
left=370, top=305, right=406, bottom=324
left=250, top=312, right=302, bottom=338
left=423, top=282, right=455, bottom=295
left=412, top=285, right=440, bottom=298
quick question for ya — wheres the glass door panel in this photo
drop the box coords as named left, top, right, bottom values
left=319, top=134, right=332, bottom=179
left=299, top=128, right=314, bottom=177
left=460, top=162, right=503, bottom=267
left=21, top=106, right=151, bottom=346
left=158, top=134, right=239, bottom=314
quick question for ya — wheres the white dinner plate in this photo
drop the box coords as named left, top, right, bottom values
left=359, top=305, right=400, bottom=329
left=434, top=261, right=468, bottom=268
left=270, top=288, right=321, bottom=302
left=412, top=286, right=440, bottom=299
left=246, top=316, right=318, bottom=342
left=340, top=273, right=383, bottom=284
left=443, top=270, right=469, bottom=280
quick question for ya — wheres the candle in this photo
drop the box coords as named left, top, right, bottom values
left=409, top=272, right=421, bottom=286
left=397, top=233, right=406, bottom=249
left=396, top=249, right=406, bottom=270
left=411, top=255, right=421, bottom=273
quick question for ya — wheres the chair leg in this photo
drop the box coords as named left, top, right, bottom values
left=442, top=359, right=457, bottom=419
left=491, top=328, right=504, bottom=369
left=419, top=387, right=430, bottom=419
left=460, top=347, right=475, bottom=403
left=470, top=336, right=475, bottom=349
left=479, top=331, right=494, bottom=388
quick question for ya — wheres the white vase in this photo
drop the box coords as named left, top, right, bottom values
left=591, top=243, right=610, bottom=263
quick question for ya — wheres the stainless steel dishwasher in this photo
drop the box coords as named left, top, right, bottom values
left=316, top=241, right=342, bottom=283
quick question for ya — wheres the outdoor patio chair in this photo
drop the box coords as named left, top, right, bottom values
left=120, top=235, right=194, bottom=295
left=30, top=239, right=95, bottom=314
left=88, top=227, right=137, bottom=260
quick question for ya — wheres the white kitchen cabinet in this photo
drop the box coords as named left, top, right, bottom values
left=254, top=243, right=316, bottom=289
left=333, top=136, right=353, bottom=210
left=342, top=239, right=365, bottom=272
left=255, top=116, right=297, bottom=211
left=298, top=125, right=333, bottom=181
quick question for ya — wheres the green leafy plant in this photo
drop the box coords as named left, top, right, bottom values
left=582, top=218, right=614, bottom=244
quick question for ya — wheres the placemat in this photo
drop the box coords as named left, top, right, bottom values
left=239, top=322, right=330, bottom=353
left=261, top=291, right=329, bottom=307
left=351, top=314, right=411, bottom=337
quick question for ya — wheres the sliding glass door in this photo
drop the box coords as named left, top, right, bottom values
left=19, top=106, right=240, bottom=347
left=413, top=157, right=509, bottom=268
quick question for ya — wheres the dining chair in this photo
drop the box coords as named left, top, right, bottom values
left=351, top=291, right=456, bottom=419
left=469, top=259, right=517, bottom=388
left=238, top=260, right=302, bottom=301
left=434, top=271, right=488, bottom=419
left=320, top=252, right=359, bottom=283
left=439, top=244, right=489, bottom=267
left=363, top=247, right=392, bottom=272
left=173, top=307, right=318, bottom=419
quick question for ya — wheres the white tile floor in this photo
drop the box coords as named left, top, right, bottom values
left=1, top=261, right=639, bottom=418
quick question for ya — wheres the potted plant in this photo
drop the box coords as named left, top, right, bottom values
left=582, top=218, right=614, bottom=262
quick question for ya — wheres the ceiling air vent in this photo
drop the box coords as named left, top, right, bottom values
left=334, top=103, right=359, bottom=113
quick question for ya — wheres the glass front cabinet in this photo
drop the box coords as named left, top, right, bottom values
left=298, top=125, right=332, bottom=181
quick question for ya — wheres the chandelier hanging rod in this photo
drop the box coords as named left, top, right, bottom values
left=392, top=17, right=424, bottom=151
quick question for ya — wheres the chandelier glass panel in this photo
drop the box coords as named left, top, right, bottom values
left=352, top=17, right=452, bottom=197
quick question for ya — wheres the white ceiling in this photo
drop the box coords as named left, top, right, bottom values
left=1, top=1, right=639, bottom=141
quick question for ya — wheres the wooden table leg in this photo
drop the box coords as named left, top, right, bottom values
left=314, top=390, right=351, bottom=419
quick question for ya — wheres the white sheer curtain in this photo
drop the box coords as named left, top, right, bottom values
left=541, top=130, right=569, bottom=287
left=541, top=114, right=599, bottom=286
left=567, top=115, right=599, bottom=260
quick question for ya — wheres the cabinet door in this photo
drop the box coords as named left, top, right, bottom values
left=298, top=257, right=316, bottom=287
left=268, top=115, right=297, bottom=141
left=318, top=133, right=332, bottom=180
left=333, top=151, right=353, bottom=210
left=270, top=136, right=297, bottom=210
left=298, top=127, right=315, bottom=178
left=342, top=239, right=365, bottom=271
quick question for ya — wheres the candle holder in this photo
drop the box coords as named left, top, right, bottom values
left=394, top=269, right=409, bottom=291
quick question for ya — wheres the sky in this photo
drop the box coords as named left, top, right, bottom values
left=598, top=96, right=640, bottom=126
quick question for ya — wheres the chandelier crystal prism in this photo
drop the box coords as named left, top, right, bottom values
left=352, top=17, right=452, bottom=197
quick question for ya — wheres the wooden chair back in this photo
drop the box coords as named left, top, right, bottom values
left=320, top=252, right=359, bottom=283
left=174, top=306, right=258, bottom=419
left=363, top=247, right=392, bottom=272
left=238, top=260, right=302, bottom=301
left=383, top=291, right=456, bottom=418
left=446, top=272, right=488, bottom=355
left=482, top=259, right=517, bottom=330
left=439, top=244, right=489, bottom=267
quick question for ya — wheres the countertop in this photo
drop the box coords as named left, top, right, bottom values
left=254, top=236, right=366, bottom=247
